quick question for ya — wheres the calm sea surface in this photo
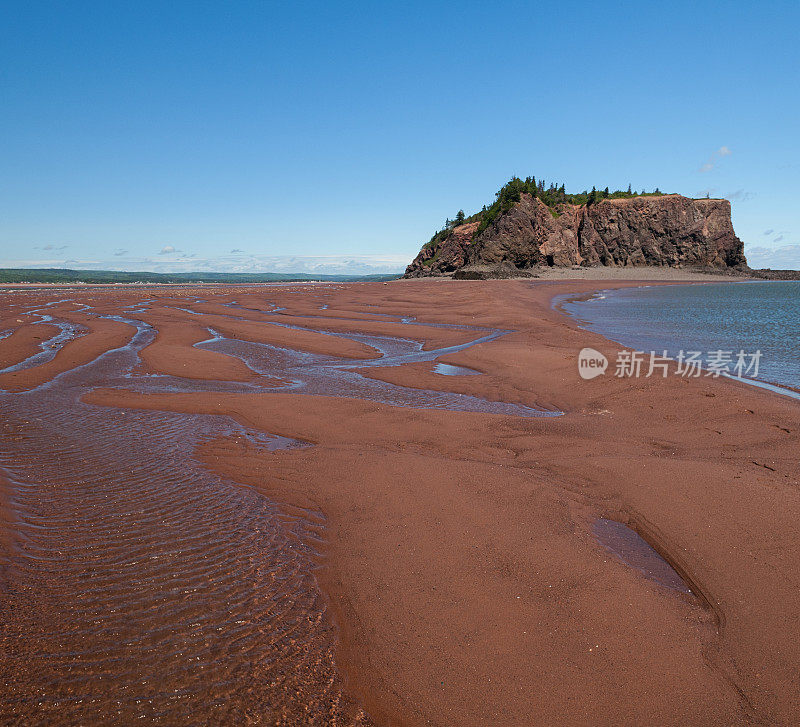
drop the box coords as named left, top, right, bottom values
left=561, top=281, right=800, bottom=392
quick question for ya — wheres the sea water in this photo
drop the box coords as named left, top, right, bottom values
left=561, top=281, right=800, bottom=392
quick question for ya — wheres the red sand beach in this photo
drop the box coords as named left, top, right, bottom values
left=1, top=279, right=798, bottom=725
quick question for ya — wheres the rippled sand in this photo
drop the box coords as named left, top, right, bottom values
left=1, top=280, right=799, bottom=726
left=0, top=285, right=549, bottom=724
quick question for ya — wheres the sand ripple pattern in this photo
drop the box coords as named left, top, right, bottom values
left=0, top=296, right=548, bottom=725
left=0, top=391, right=368, bottom=725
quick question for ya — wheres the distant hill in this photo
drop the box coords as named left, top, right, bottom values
left=0, top=268, right=399, bottom=284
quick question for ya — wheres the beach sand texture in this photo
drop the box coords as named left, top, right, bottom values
left=1, top=279, right=798, bottom=725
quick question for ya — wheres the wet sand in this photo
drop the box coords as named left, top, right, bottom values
left=0, top=308, right=135, bottom=392
left=1, top=280, right=799, bottom=725
left=134, top=306, right=262, bottom=381
left=0, top=321, right=60, bottom=370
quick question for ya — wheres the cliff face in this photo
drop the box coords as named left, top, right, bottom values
left=405, top=194, right=746, bottom=277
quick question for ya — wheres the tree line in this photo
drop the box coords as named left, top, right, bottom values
left=423, top=176, right=669, bottom=248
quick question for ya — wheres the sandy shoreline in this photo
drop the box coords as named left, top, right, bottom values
left=0, top=266, right=757, bottom=293
left=399, top=268, right=753, bottom=283
left=505, top=267, right=750, bottom=281
left=2, top=279, right=799, bottom=724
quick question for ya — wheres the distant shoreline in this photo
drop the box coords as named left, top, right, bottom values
left=400, top=266, right=800, bottom=282
left=0, top=268, right=400, bottom=286
left=398, top=267, right=754, bottom=283
left=0, top=280, right=382, bottom=291
left=3, top=265, right=796, bottom=290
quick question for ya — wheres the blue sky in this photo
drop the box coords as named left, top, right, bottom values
left=1, top=0, right=798, bottom=273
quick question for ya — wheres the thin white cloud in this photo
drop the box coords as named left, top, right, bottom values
left=0, top=253, right=407, bottom=275
left=725, top=189, right=754, bottom=203
left=699, top=146, right=732, bottom=173
left=159, top=245, right=180, bottom=255
left=746, top=244, right=800, bottom=270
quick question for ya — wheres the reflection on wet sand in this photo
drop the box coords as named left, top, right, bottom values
left=593, top=518, right=693, bottom=595
left=4, top=281, right=785, bottom=726
left=0, top=288, right=553, bottom=724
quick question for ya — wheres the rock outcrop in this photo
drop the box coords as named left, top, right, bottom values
left=405, top=194, right=746, bottom=277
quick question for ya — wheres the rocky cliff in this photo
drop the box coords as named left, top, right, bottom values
left=405, top=194, right=747, bottom=277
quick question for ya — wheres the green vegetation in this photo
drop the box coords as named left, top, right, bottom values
left=424, top=176, right=672, bottom=251
left=0, top=269, right=399, bottom=285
